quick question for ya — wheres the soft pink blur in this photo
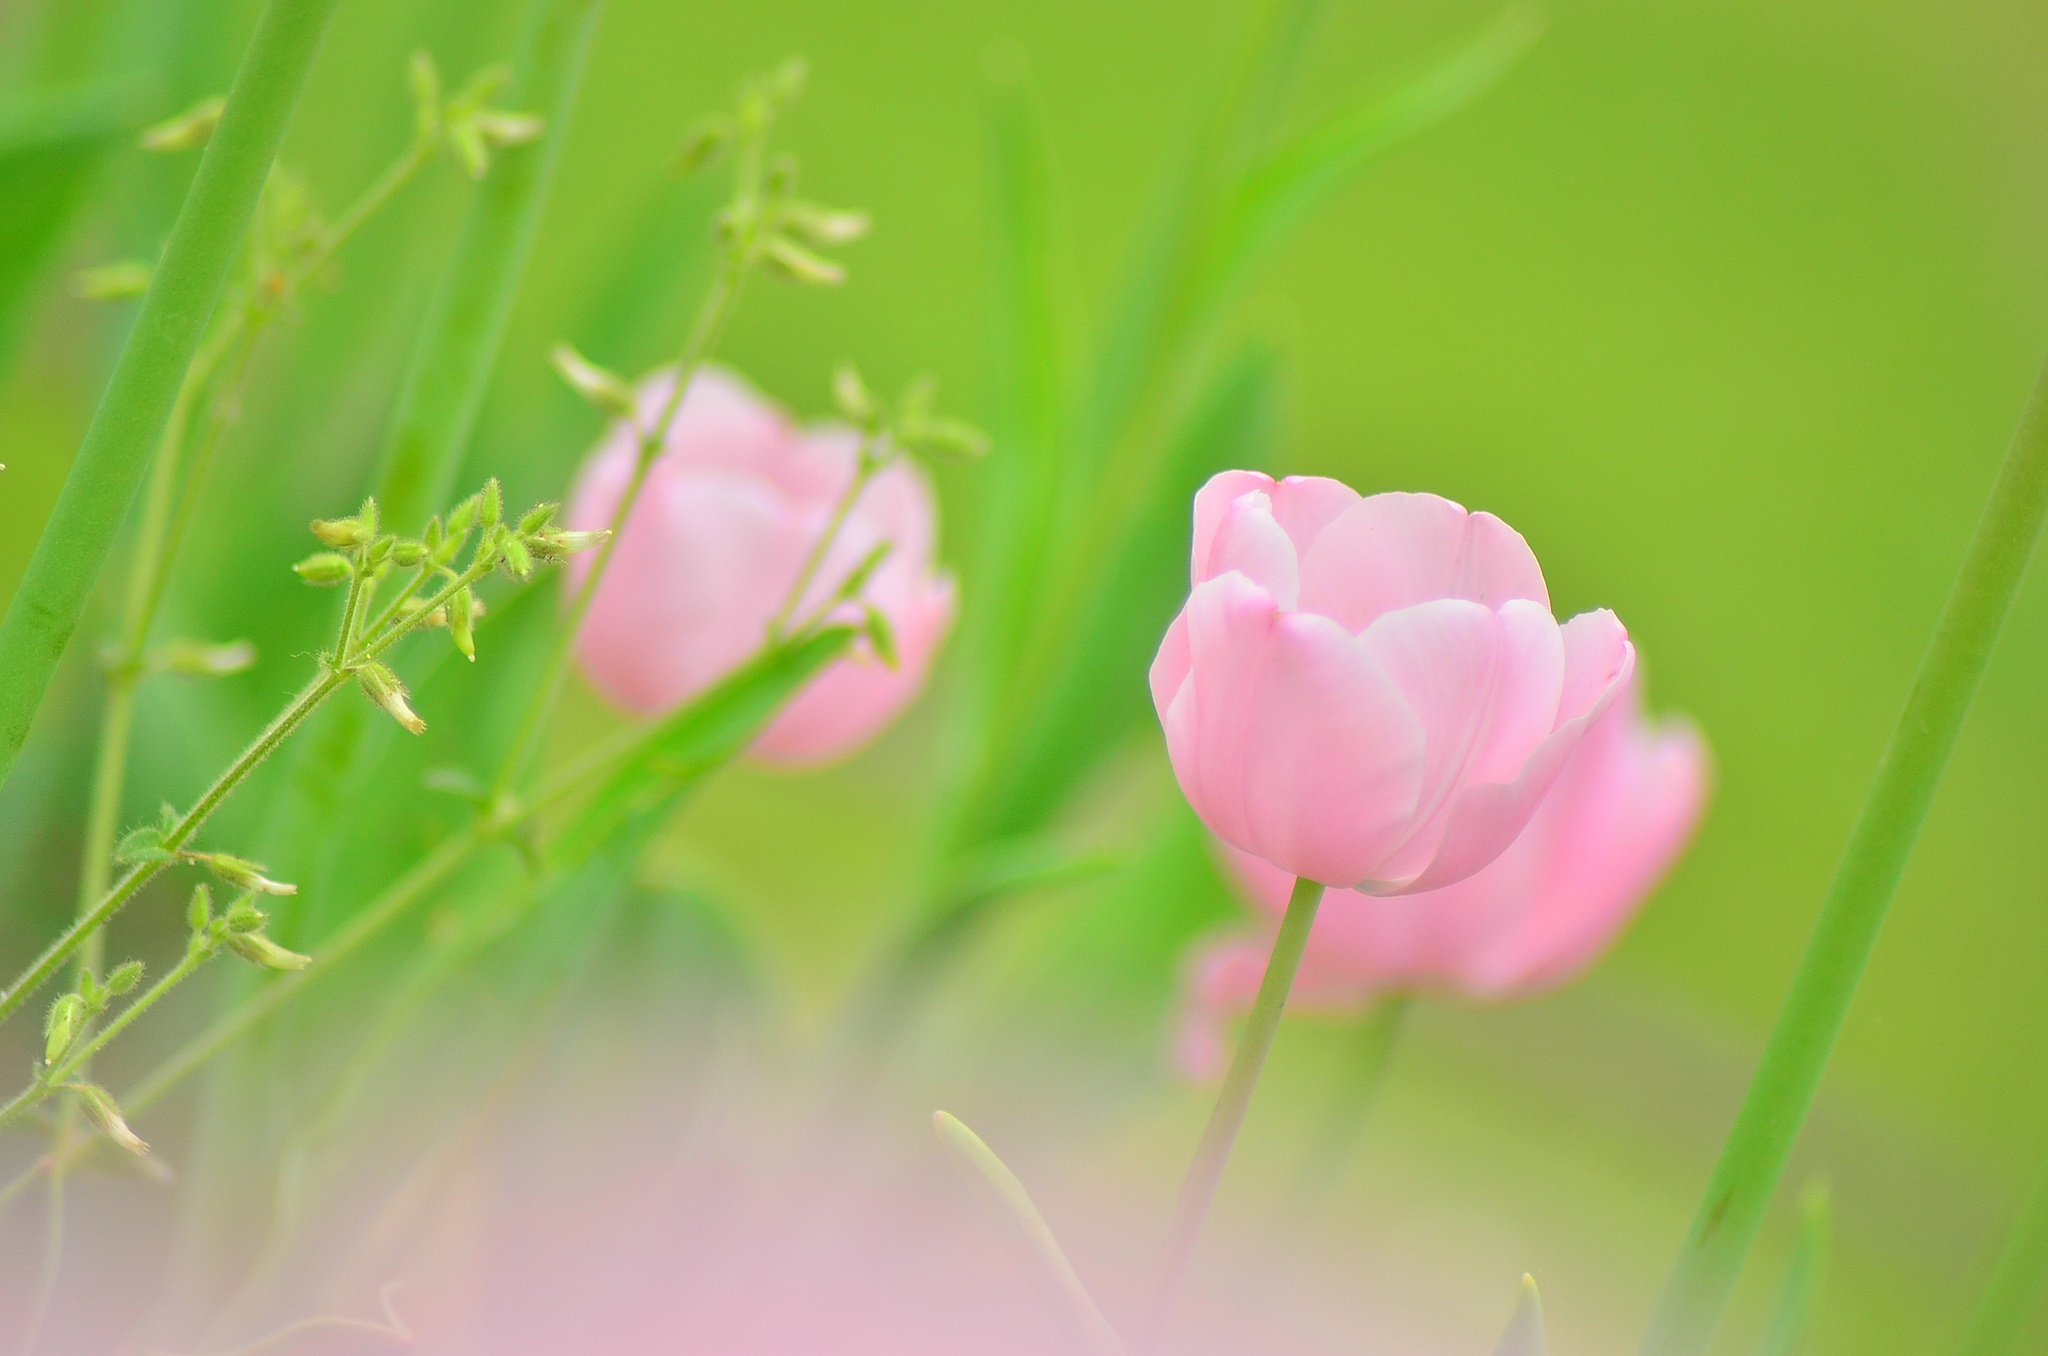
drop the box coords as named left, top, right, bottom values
left=1150, top=472, right=1636, bottom=895
left=1178, top=670, right=1708, bottom=1079
left=567, top=366, right=955, bottom=764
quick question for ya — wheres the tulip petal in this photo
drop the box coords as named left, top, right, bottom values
left=1266, top=474, right=1361, bottom=557
left=1299, top=492, right=1548, bottom=631
left=1205, top=491, right=1301, bottom=608
left=1192, top=470, right=1277, bottom=584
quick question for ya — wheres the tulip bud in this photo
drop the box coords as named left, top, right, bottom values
left=309, top=518, right=368, bottom=549
left=552, top=344, right=638, bottom=420
left=72, top=260, right=153, bottom=301
left=73, top=1084, right=148, bottom=1155
left=106, top=960, right=145, bottom=995
left=294, top=551, right=354, bottom=585
left=449, top=586, right=476, bottom=661
left=140, top=95, right=225, bottom=153
left=198, top=853, right=298, bottom=897
left=225, top=932, right=312, bottom=972
left=186, top=883, right=213, bottom=932
left=357, top=662, right=427, bottom=735
left=44, top=993, right=85, bottom=1065
left=760, top=235, right=845, bottom=287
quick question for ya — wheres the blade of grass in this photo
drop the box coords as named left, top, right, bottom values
left=1758, top=1182, right=1830, bottom=1356
left=1637, top=357, right=2048, bottom=1355
left=0, top=0, right=339, bottom=793
left=1957, top=1139, right=2048, bottom=1356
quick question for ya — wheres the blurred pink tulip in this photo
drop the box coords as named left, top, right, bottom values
left=1150, top=471, right=1636, bottom=895
left=567, top=366, right=955, bottom=764
left=1178, top=671, right=1707, bottom=1078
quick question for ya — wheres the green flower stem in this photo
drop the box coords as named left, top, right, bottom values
left=767, top=431, right=879, bottom=639
left=487, top=254, right=745, bottom=801
left=1292, top=991, right=1409, bottom=1201
left=1956, top=1139, right=2048, bottom=1356
left=0, top=670, right=344, bottom=1030
left=1146, top=873, right=1322, bottom=1344
left=0, top=0, right=340, bottom=793
left=1638, top=356, right=2048, bottom=1356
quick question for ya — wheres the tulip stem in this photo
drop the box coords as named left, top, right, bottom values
left=1956, top=1131, right=2048, bottom=1356
left=1291, top=992, right=1410, bottom=1204
left=1146, top=873, right=1322, bottom=1345
left=1638, top=355, right=2048, bottom=1356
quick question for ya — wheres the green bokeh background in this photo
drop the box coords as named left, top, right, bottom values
left=3, top=0, right=2048, bottom=1351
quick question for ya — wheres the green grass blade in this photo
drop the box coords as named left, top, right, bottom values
left=0, top=0, right=340, bottom=794
left=545, top=626, right=856, bottom=871
left=1637, top=360, right=2048, bottom=1355
left=370, top=0, right=605, bottom=533
left=1758, top=1181, right=1830, bottom=1356
left=1198, top=4, right=1542, bottom=316
left=1957, top=1144, right=2048, bottom=1356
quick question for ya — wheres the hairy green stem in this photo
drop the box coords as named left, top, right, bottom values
left=1957, top=1139, right=2048, bottom=1356
left=0, top=0, right=340, bottom=792
left=1638, top=357, right=2048, bottom=1356
left=1146, top=873, right=1322, bottom=1344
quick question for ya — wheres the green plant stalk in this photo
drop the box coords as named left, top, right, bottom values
left=1146, top=873, right=1322, bottom=1344
left=488, top=253, right=744, bottom=800
left=1957, top=1142, right=2048, bottom=1356
left=767, top=433, right=878, bottom=639
left=1638, top=357, right=2048, bottom=1356
left=1291, top=992, right=1409, bottom=1201
left=0, top=0, right=339, bottom=794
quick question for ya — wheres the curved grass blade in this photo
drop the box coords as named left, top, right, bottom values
left=0, top=0, right=340, bottom=793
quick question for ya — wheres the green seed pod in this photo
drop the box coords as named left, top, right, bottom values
left=106, top=960, right=145, bottom=995
left=449, top=587, right=476, bottom=662
left=226, top=932, right=312, bottom=972
left=44, top=993, right=85, bottom=1065
left=73, top=1083, right=148, bottom=1155
left=186, top=883, right=213, bottom=932
left=293, top=552, right=354, bottom=585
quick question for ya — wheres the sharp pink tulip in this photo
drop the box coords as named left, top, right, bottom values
left=1150, top=471, right=1637, bottom=895
left=567, top=366, right=955, bottom=765
left=1178, top=670, right=1708, bottom=1079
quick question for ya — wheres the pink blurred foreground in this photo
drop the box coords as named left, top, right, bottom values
left=1180, top=671, right=1708, bottom=1078
left=567, top=366, right=955, bottom=764
left=1151, top=472, right=1637, bottom=895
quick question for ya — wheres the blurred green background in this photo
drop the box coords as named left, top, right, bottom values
left=4, top=0, right=2048, bottom=1352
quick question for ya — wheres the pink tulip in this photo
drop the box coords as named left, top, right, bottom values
left=1177, top=671, right=1707, bottom=1078
left=1150, top=471, right=1637, bottom=895
left=567, top=366, right=955, bottom=765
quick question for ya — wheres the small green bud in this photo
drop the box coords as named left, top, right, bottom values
left=832, top=364, right=876, bottom=427
left=71, top=1083, right=148, bottom=1155
left=481, top=479, right=503, bottom=530
left=901, top=415, right=992, bottom=461
left=44, top=993, right=85, bottom=1065
left=186, top=883, right=213, bottom=932
left=674, top=116, right=734, bottom=176
left=72, top=260, right=153, bottom=301
left=152, top=638, right=258, bottom=677
left=198, top=853, right=298, bottom=897
left=449, top=586, right=477, bottom=662
left=140, top=95, right=225, bottom=153
left=224, top=899, right=266, bottom=933
left=357, top=662, right=427, bottom=735
left=499, top=534, right=534, bottom=579
left=447, top=495, right=479, bottom=540
left=390, top=540, right=428, bottom=568
left=409, top=50, right=443, bottom=141
left=551, top=343, right=638, bottom=420
left=473, top=109, right=544, bottom=147
left=760, top=235, right=845, bottom=287
left=518, top=503, right=559, bottom=535
left=294, top=551, right=354, bottom=585
left=449, top=119, right=488, bottom=178
left=106, top=960, right=145, bottom=995
left=782, top=202, right=870, bottom=247
left=309, top=518, right=368, bottom=549
left=225, top=932, right=312, bottom=972
left=365, top=536, right=395, bottom=568
left=529, top=528, right=608, bottom=562
left=863, top=604, right=899, bottom=669
left=358, top=497, right=381, bottom=539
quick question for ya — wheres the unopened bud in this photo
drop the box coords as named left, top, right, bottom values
left=760, top=235, right=845, bottom=287
left=106, top=960, right=145, bottom=995
left=783, top=202, right=870, bottom=247
left=674, top=116, right=734, bottom=176
left=449, top=586, right=476, bottom=661
left=901, top=415, right=992, bottom=461
left=357, top=662, right=427, bottom=735
left=480, top=479, right=502, bottom=530
left=225, top=932, right=312, bottom=972
left=153, top=638, right=258, bottom=677
left=73, top=260, right=153, bottom=300
left=474, top=109, right=543, bottom=146
left=224, top=899, right=266, bottom=933
left=199, top=853, right=298, bottom=896
left=72, top=1084, right=148, bottom=1155
left=186, top=883, right=213, bottom=932
left=390, top=540, right=428, bottom=568
left=140, top=95, right=225, bottom=153
left=294, top=551, right=354, bottom=585
left=832, top=364, right=876, bottom=426
left=499, top=535, right=534, bottom=579
left=551, top=344, right=638, bottom=420
left=44, top=994, right=85, bottom=1065
left=449, top=119, right=488, bottom=178
left=447, top=495, right=479, bottom=540
left=409, top=50, right=442, bottom=140
left=530, top=528, right=607, bottom=562
left=518, top=503, right=559, bottom=535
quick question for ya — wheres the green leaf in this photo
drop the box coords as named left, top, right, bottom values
left=1757, top=1181, right=1830, bottom=1356
left=0, top=0, right=340, bottom=795
left=1200, top=5, right=1542, bottom=316
left=545, top=626, right=857, bottom=871
left=967, top=346, right=1281, bottom=847
left=1493, top=1275, right=1546, bottom=1356
left=113, top=824, right=174, bottom=864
